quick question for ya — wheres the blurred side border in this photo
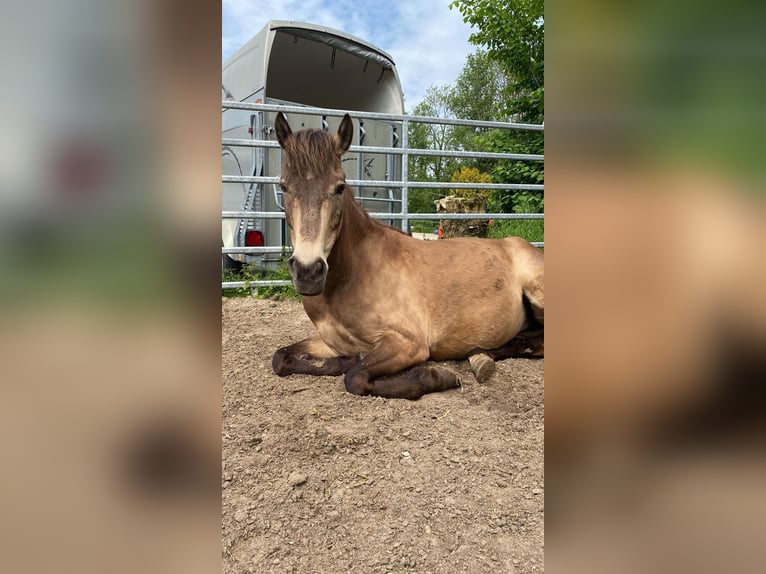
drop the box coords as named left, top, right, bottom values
left=0, top=1, right=222, bottom=573
left=546, top=1, right=766, bottom=573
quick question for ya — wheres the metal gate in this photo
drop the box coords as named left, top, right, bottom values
left=222, top=102, right=543, bottom=290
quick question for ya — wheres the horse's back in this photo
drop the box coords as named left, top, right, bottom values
left=406, top=233, right=541, bottom=285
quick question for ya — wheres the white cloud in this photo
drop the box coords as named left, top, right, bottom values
left=221, top=0, right=475, bottom=110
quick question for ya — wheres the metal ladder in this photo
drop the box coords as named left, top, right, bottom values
left=237, top=113, right=264, bottom=247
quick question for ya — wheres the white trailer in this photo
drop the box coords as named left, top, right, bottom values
left=222, top=20, right=405, bottom=270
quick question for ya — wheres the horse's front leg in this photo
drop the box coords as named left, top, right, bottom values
left=272, top=335, right=357, bottom=377
left=343, top=332, right=462, bottom=400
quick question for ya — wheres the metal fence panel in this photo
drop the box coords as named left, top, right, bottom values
left=222, top=102, right=543, bottom=290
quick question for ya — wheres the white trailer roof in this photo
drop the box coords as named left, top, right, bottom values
left=223, top=20, right=404, bottom=114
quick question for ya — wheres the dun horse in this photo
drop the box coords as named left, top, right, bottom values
left=271, top=113, right=544, bottom=399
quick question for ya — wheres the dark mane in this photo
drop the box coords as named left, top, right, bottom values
left=283, top=129, right=339, bottom=176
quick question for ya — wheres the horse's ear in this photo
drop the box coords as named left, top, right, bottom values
left=274, top=112, right=292, bottom=148
left=336, top=114, right=353, bottom=154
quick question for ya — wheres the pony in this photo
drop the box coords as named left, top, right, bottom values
left=271, top=113, right=543, bottom=399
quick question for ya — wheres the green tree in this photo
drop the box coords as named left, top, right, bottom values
left=449, top=51, right=509, bottom=174
left=450, top=0, right=544, bottom=213
left=450, top=50, right=508, bottom=123
left=408, top=54, right=510, bottom=195
left=480, top=127, right=543, bottom=213
left=450, top=0, right=544, bottom=123
left=408, top=85, right=457, bottom=183
left=407, top=86, right=459, bottom=214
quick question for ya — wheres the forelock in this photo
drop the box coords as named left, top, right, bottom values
left=283, top=129, right=340, bottom=177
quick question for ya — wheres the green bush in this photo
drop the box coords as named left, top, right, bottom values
left=222, top=259, right=298, bottom=299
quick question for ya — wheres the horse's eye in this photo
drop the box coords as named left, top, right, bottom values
left=334, top=183, right=345, bottom=195
left=279, top=183, right=288, bottom=193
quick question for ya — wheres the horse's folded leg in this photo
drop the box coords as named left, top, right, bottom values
left=344, top=363, right=461, bottom=400
left=526, top=335, right=544, bottom=357
left=468, top=352, right=496, bottom=384
left=272, top=336, right=357, bottom=377
left=510, top=334, right=544, bottom=358
left=373, top=365, right=462, bottom=400
left=416, top=365, right=463, bottom=391
left=486, top=335, right=545, bottom=362
left=321, top=355, right=360, bottom=376
left=344, top=366, right=374, bottom=396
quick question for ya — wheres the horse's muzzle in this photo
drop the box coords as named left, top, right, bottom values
left=288, top=256, right=328, bottom=295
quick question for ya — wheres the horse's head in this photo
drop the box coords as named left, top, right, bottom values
left=274, top=112, right=354, bottom=296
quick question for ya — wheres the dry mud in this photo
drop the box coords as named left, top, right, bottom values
left=222, top=297, right=544, bottom=573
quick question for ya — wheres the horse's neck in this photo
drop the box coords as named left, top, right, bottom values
left=332, top=190, right=375, bottom=264
left=325, top=191, right=376, bottom=292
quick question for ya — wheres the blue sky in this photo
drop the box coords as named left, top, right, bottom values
left=221, top=0, right=476, bottom=111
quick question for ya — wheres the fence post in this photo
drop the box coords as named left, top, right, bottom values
left=400, top=117, right=409, bottom=233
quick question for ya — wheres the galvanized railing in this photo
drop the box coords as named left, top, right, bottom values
left=222, top=102, right=543, bottom=290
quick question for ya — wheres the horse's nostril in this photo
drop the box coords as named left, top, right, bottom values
left=302, top=259, right=325, bottom=282
left=289, top=257, right=327, bottom=285
left=312, top=259, right=327, bottom=279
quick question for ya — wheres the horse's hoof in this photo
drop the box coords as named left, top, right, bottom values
left=442, top=370, right=462, bottom=391
left=469, top=354, right=495, bottom=384
left=272, top=348, right=292, bottom=377
left=423, top=366, right=462, bottom=391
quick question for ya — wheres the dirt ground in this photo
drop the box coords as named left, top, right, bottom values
left=222, top=297, right=544, bottom=573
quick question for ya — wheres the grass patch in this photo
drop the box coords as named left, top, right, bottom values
left=487, top=219, right=544, bottom=244
left=222, top=259, right=299, bottom=299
